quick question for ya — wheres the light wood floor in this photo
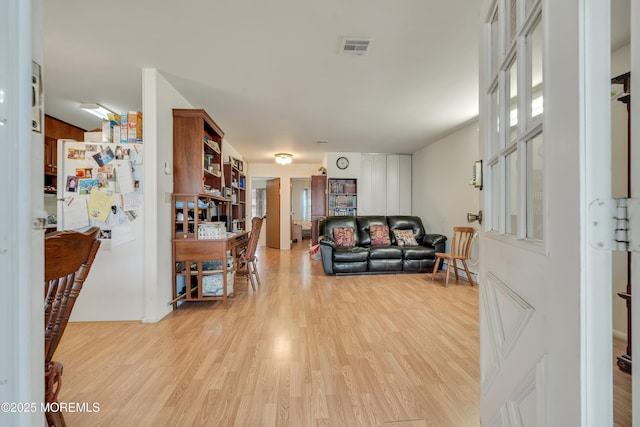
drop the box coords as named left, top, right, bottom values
left=55, top=241, right=631, bottom=426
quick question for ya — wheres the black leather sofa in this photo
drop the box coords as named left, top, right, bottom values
left=318, top=215, right=447, bottom=275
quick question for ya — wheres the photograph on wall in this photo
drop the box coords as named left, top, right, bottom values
left=115, top=146, right=131, bottom=160
left=98, top=164, right=115, bottom=181
left=92, top=145, right=115, bottom=167
left=65, top=176, right=78, bottom=192
left=78, top=178, right=99, bottom=195
left=67, top=148, right=86, bottom=160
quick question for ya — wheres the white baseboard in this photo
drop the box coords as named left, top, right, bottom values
left=612, top=329, right=628, bottom=341
left=441, top=260, right=479, bottom=283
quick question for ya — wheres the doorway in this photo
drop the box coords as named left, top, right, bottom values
left=290, top=178, right=311, bottom=245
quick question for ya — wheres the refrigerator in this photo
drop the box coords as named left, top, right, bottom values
left=56, top=139, right=145, bottom=321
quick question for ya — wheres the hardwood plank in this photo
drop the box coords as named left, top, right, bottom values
left=56, top=242, right=483, bottom=426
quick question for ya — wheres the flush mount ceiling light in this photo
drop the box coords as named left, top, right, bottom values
left=80, top=103, right=115, bottom=120
left=274, top=153, right=293, bottom=165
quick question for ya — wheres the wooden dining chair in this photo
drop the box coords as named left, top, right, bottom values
left=44, top=227, right=101, bottom=427
left=431, top=226, right=476, bottom=287
left=237, top=217, right=264, bottom=291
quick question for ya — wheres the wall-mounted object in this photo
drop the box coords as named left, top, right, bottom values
left=469, top=160, right=483, bottom=190
left=467, top=211, right=483, bottom=225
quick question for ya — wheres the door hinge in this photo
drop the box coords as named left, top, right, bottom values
left=589, top=198, right=639, bottom=252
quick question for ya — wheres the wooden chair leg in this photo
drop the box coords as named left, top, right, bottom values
left=46, top=410, right=66, bottom=427
left=461, top=260, right=475, bottom=286
left=444, top=259, right=452, bottom=287
left=246, top=264, right=256, bottom=291
left=252, top=258, right=262, bottom=287
left=452, top=259, right=459, bottom=281
left=432, top=257, right=442, bottom=281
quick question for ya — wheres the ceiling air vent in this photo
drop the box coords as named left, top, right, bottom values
left=340, top=38, right=372, bottom=55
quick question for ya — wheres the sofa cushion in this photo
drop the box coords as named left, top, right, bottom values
left=369, top=246, right=403, bottom=259
left=333, top=227, right=355, bottom=247
left=333, top=246, right=369, bottom=263
left=370, top=225, right=391, bottom=246
left=369, top=259, right=402, bottom=272
left=393, top=229, right=418, bottom=246
left=334, top=261, right=368, bottom=274
left=402, top=245, right=435, bottom=260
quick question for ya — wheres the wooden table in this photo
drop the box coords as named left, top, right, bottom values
left=171, top=230, right=249, bottom=308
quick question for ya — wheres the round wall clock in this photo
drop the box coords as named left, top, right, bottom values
left=336, top=156, right=349, bottom=170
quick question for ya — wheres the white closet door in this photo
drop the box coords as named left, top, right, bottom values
left=398, top=155, right=412, bottom=215
left=360, top=154, right=387, bottom=215
left=386, top=154, right=412, bottom=215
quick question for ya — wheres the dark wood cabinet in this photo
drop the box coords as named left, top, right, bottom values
left=310, top=175, right=327, bottom=244
left=43, top=115, right=85, bottom=190
left=172, top=109, right=224, bottom=194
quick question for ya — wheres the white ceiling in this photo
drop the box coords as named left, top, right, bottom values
left=43, top=0, right=630, bottom=164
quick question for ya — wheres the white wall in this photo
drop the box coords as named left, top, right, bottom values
left=248, top=163, right=320, bottom=249
left=412, top=120, right=480, bottom=275
left=611, top=44, right=631, bottom=338
left=142, top=68, right=192, bottom=323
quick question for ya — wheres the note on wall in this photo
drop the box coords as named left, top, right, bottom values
left=115, top=161, right=135, bottom=194
left=87, top=190, right=115, bottom=223
left=63, top=198, right=89, bottom=230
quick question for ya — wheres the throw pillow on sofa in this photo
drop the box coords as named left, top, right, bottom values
left=393, top=229, right=418, bottom=246
left=369, top=225, right=391, bottom=246
left=333, top=227, right=355, bottom=247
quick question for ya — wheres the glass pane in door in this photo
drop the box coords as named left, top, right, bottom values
left=505, top=151, right=518, bottom=235
left=526, top=133, right=544, bottom=240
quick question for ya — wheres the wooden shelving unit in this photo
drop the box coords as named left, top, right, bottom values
left=223, top=158, right=246, bottom=231
left=328, top=178, right=357, bottom=216
left=171, top=109, right=247, bottom=307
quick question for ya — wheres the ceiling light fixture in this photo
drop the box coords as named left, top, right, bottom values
left=80, top=103, right=115, bottom=120
left=274, top=153, right=293, bottom=165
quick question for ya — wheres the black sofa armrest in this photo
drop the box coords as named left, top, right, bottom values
left=319, top=236, right=337, bottom=249
left=318, top=237, right=336, bottom=274
left=422, top=233, right=447, bottom=253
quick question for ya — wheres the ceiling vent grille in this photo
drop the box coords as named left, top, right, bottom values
left=340, top=38, right=372, bottom=55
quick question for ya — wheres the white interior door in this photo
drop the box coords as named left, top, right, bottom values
left=1, top=0, right=45, bottom=425
left=631, top=0, right=640, bottom=419
left=479, top=0, right=612, bottom=425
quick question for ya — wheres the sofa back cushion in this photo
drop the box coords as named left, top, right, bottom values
left=387, top=216, right=426, bottom=245
left=320, top=216, right=360, bottom=245
left=356, top=216, right=388, bottom=246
